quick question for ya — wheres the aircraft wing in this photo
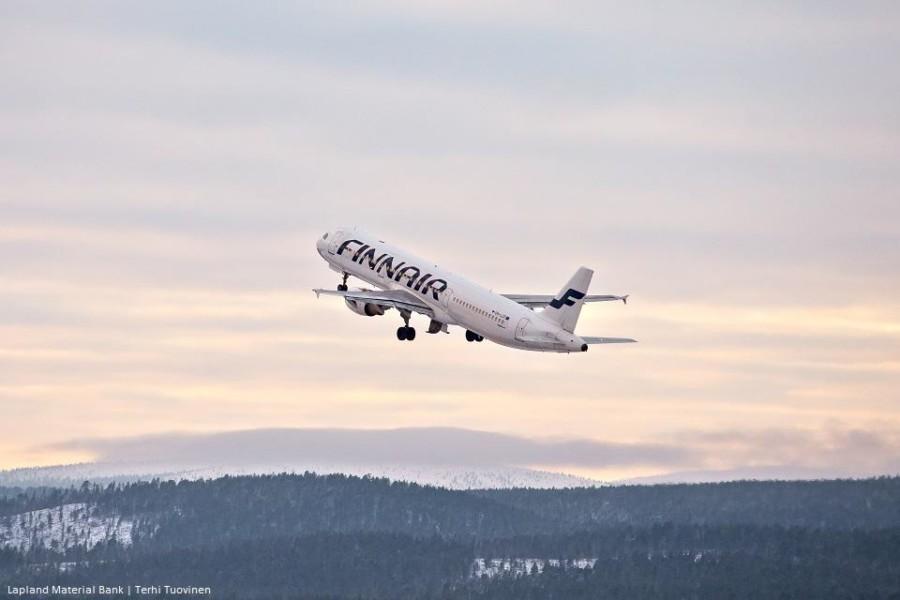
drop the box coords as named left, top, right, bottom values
left=312, top=288, right=434, bottom=317
left=582, top=336, right=637, bottom=344
left=503, top=294, right=629, bottom=307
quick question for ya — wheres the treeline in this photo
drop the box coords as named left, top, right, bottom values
left=0, top=485, right=74, bottom=511
left=5, top=474, right=900, bottom=532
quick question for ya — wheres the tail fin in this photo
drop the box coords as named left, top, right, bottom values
left=541, top=267, right=593, bottom=332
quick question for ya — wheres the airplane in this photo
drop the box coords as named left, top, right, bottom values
left=313, top=227, right=636, bottom=353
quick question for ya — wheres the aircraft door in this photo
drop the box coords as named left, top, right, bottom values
left=515, top=317, right=530, bottom=340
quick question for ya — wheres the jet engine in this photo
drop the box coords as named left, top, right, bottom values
left=344, top=298, right=386, bottom=317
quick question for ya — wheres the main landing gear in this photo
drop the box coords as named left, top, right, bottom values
left=465, top=330, right=484, bottom=343
left=337, top=272, right=349, bottom=292
left=396, top=326, right=416, bottom=341
left=396, top=309, right=415, bottom=342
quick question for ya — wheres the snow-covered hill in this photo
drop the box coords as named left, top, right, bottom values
left=0, top=461, right=601, bottom=490
left=0, top=503, right=133, bottom=552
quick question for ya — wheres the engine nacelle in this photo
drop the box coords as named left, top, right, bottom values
left=344, top=298, right=385, bottom=317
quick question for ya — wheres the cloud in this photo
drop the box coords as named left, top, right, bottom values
left=41, top=425, right=900, bottom=478
left=45, top=427, right=693, bottom=468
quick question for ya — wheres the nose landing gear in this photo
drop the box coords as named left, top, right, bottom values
left=337, top=272, right=349, bottom=292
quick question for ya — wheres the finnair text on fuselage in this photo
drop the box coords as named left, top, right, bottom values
left=336, top=238, right=448, bottom=302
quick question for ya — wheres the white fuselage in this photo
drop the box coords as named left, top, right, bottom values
left=316, top=227, right=589, bottom=353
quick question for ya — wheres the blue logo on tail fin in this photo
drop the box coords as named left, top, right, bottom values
left=549, top=289, right=585, bottom=309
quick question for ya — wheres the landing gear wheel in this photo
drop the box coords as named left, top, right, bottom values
left=465, top=330, right=476, bottom=342
left=396, top=326, right=416, bottom=341
left=397, top=327, right=408, bottom=341
left=337, top=284, right=348, bottom=292
left=476, top=334, right=484, bottom=342
left=406, top=327, right=416, bottom=341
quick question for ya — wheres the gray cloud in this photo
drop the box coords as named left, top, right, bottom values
left=43, top=426, right=900, bottom=478
left=45, top=427, right=694, bottom=468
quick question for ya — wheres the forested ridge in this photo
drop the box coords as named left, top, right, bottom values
left=2, top=474, right=899, bottom=598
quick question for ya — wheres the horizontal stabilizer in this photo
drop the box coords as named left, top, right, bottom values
left=504, top=293, right=628, bottom=307
left=582, top=336, right=637, bottom=344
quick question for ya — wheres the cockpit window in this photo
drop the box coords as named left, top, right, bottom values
left=322, top=232, right=329, bottom=240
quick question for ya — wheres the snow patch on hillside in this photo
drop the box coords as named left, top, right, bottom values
left=472, top=558, right=597, bottom=578
left=0, top=503, right=133, bottom=552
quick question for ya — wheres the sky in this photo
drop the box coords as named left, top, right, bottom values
left=1, top=1, right=899, bottom=480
